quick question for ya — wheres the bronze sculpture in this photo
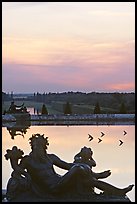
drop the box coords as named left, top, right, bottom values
left=4, top=133, right=134, bottom=202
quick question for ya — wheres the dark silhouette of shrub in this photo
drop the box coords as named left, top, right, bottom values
left=94, top=102, right=101, bottom=114
left=64, top=102, right=72, bottom=114
left=41, top=104, right=48, bottom=114
left=119, top=102, right=127, bottom=114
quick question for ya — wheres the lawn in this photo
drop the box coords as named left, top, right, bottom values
left=2, top=100, right=119, bottom=115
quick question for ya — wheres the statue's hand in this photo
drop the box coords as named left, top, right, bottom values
left=100, top=170, right=111, bottom=178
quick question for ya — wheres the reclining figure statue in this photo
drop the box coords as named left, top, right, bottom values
left=4, top=133, right=134, bottom=202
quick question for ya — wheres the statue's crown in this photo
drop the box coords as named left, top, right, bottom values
left=29, top=133, right=49, bottom=149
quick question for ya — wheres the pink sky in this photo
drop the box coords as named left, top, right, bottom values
left=2, top=2, right=135, bottom=93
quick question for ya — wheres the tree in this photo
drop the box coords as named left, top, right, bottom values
left=119, top=102, right=127, bottom=114
left=64, top=102, right=72, bottom=114
left=41, top=104, right=48, bottom=114
left=94, top=102, right=101, bottom=114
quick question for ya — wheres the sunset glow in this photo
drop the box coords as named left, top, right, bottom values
left=2, top=2, right=135, bottom=93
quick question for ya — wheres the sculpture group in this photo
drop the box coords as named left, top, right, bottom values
left=4, top=133, right=134, bottom=202
left=4, top=101, right=28, bottom=114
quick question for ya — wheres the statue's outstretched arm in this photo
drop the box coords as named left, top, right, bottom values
left=92, top=170, right=111, bottom=179
left=49, top=154, right=74, bottom=170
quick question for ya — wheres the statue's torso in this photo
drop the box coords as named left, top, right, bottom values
left=25, top=155, right=60, bottom=187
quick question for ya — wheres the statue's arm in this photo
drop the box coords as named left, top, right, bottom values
left=92, top=170, right=111, bottom=179
left=18, top=156, right=31, bottom=180
left=19, top=155, right=28, bottom=168
left=49, top=154, right=74, bottom=170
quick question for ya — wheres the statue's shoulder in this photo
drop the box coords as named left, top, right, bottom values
left=48, top=153, right=61, bottom=162
left=48, top=153, right=57, bottom=158
left=21, top=155, right=30, bottom=162
left=23, top=154, right=30, bottom=158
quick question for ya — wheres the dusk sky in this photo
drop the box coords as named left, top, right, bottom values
left=2, top=2, right=135, bottom=93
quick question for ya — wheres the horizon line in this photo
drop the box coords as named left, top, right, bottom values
left=3, top=91, right=135, bottom=95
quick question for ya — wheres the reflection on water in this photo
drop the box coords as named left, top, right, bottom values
left=6, top=121, right=31, bottom=140
left=2, top=125, right=135, bottom=201
left=27, top=107, right=41, bottom=115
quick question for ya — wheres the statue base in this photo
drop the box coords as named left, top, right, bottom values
left=3, top=190, right=131, bottom=202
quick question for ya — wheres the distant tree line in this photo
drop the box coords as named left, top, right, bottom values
left=2, top=91, right=135, bottom=114
left=40, top=101, right=128, bottom=115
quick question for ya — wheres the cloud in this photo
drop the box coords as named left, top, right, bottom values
left=2, top=2, right=135, bottom=93
left=2, top=36, right=135, bottom=66
left=2, top=2, right=47, bottom=10
left=2, top=57, right=135, bottom=93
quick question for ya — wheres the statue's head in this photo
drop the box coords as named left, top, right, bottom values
left=29, top=133, right=49, bottom=151
left=79, top=146, right=96, bottom=167
left=80, top=146, right=93, bottom=159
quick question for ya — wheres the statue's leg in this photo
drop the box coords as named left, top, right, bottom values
left=50, top=164, right=91, bottom=193
left=92, top=179, right=134, bottom=196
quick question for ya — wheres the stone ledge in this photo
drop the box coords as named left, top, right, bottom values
left=2, top=189, right=131, bottom=202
